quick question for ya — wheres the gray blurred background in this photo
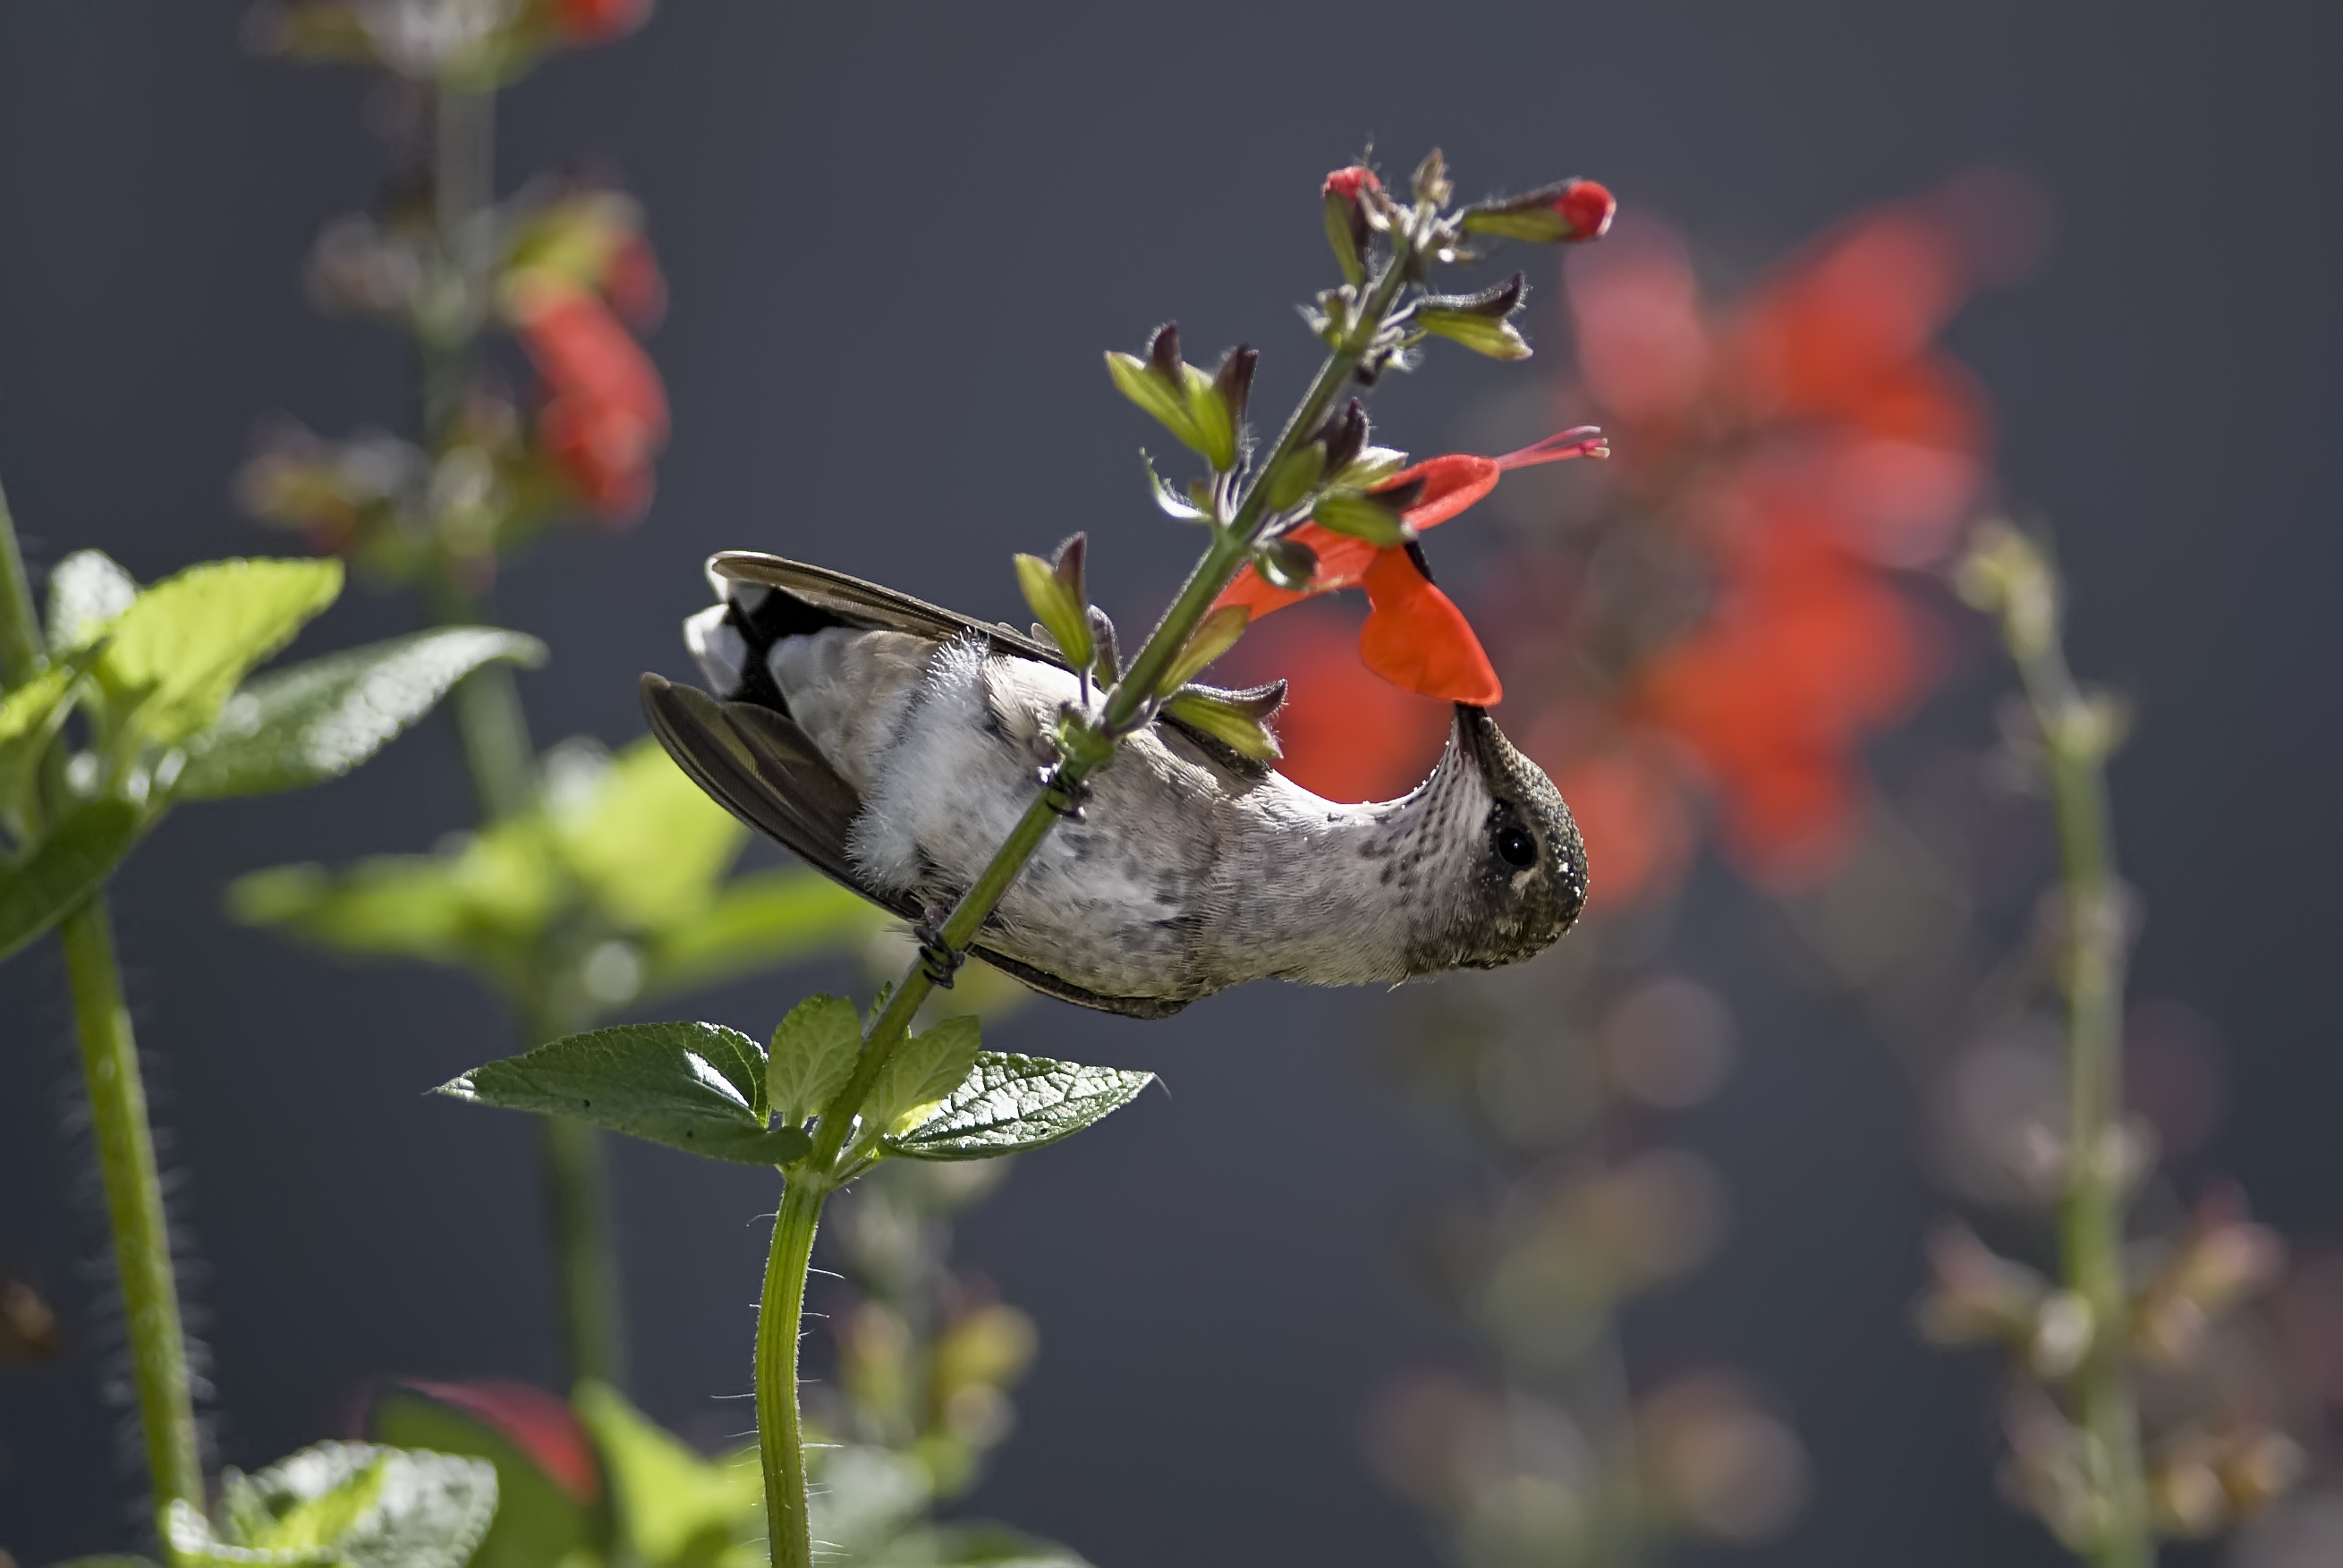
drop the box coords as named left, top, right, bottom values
left=4, top=3, right=2340, bottom=1564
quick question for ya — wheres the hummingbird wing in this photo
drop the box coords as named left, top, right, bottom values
left=640, top=673, right=1191, bottom=1021
left=707, top=552, right=1277, bottom=779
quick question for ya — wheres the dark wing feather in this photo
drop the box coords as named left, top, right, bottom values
left=707, top=552, right=1273, bottom=780
left=641, top=671, right=1193, bottom=1021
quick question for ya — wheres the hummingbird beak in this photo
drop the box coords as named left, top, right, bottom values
left=1451, top=703, right=1507, bottom=780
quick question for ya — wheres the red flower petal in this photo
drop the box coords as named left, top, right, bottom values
left=1380, top=454, right=1500, bottom=531
left=1360, top=548, right=1502, bottom=705
left=1213, top=523, right=1380, bottom=616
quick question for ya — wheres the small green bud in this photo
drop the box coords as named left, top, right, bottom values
left=1088, top=605, right=1121, bottom=685
left=1014, top=539, right=1094, bottom=671
left=1459, top=180, right=1617, bottom=243
left=1262, top=442, right=1328, bottom=513
left=1164, top=686, right=1284, bottom=761
left=1159, top=604, right=1250, bottom=695
left=1312, top=488, right=1412, bottom=547
left=1255, top=535, right=1320, bottom=592
left=1331, top=444, right=1409, bottom=489
left=1106, top=349, right=1202, bottom=450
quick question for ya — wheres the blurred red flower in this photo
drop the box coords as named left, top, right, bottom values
left=512, top=273, right=669, bottom=521
left=548, top=0, right=652, bottom=45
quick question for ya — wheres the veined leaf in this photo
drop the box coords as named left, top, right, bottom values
left=439, top=1021, right=811, bottom=1166
left=169, top=1442, right=497, bottom=1568
left=0, top=798, right=142, bottom=962
left=766, top=993, right=863, bottom=1128
left=98, top=557, right=344, bottom=747
left=174, top=627, right=545, bottom=800
left=886, top=1051, right=1152, bottom=1160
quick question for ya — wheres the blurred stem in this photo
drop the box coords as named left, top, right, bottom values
left=417, top=76, right=624, bottom=1392
left=0, top=480, right=203, bottom=1532
left=63, top=896, right=206, bottom=1535
left=1994, top=536, right=2149, bottom=1568
left=756, top=212, right=1431, bottom=1567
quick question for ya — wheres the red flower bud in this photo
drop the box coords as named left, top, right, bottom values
left=1552, top=179, right=1617, bottom=241
left=1323, top=165, right=1381, bottom=204
left=1461, top=178, right=1617, bottom=244
left=552, top=0, right=652, bottom=44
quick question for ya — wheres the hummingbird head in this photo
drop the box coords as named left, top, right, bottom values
left=1389, top=705, right=1588, bottom=972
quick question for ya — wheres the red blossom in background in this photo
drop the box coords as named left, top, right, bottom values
left=511, top=272, right=670, bottom=521
left=1244, top=179, right=2028, bottom=905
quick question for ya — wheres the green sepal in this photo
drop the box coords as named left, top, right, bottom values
left=1311, top=489, right=1413, bottom=547
left=1322, top=189, right=1367, bottom=285
left=1254, top=537, right=1320, bottom=592
left=1330, top=445, right=1410, bottom=490
left=767, top=992, right=863, bottom=1127
left=1262, top=443, right=1328, bottom=513
left=438, top=1021, right=812, bottom=1166
left=1013, top=553, right=1093, bottom=672
left=1163, top=689, right=1282, bottom=761
left=1459, top=206, right=1577, bottom=243
left=1105, top=351, right=1203, bottom=453
left=0, top=798, right=142, bottom=962
left=1158, top=605, right=1250, bottom=695
left=885, top=1051, right=1155, bottom=1160
left=1415, top=309, right=1532, bottom=360
left=173, top=627, right=545, bottom=800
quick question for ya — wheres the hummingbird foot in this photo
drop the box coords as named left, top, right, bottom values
left=1038, top=765, right=1091, bottom=823
left=913, top=903, right=965, bottom=988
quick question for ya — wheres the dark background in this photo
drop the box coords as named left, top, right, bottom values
left=4, top=3, right=2340, bottom=1564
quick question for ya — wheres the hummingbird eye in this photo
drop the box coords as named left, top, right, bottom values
left=1492, top=822, right=1537, bottom=869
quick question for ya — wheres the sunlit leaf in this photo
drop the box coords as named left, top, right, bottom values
left=573, top=1380, right=761, bottom=1568
left=167, top=1442, right=497, bottom=1568
left=886, top=1052, right=1154, bottom=1161
left=98, top=558, right=344, bottom=747
left=440, top=1021, right=811, bottom=1166
left=0, top=798, right=142, bottom=962
left=174, top=628, right=545, bottom=800
left=864, top=1015, right=984, bottom=1140
left=870, top=1522, right=1096, bottom=1568
left=806, top=1445, right=930, bottom=1565
left=639, top=867, right=885, bottom=1000
left=45, top=550, right=139, bottom=655
left=766, top=993, right=863, bottom=1128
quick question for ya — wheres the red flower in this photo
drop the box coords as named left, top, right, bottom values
left=550, top=0, right=651, bottom=45
left=1553, top=179, right=1617, bottom=241
left=1324, top=165, right=1382, bottom=204
left=512, top=274, right=668, bottom=521
left=1215, top=429, right=1608, bottom=706
left=388, top=1378, right=602, bottom=1504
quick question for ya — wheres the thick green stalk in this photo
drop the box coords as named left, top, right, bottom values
left=756, top=1175, right=826, bottom=1568
left=0, top=478, right=203, bottom=1531
left=756, top=211, right=1431, bottom=1568
left=1998, top=543, right=2150, bottom=1568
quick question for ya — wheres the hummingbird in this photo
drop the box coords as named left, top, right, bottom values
left=641, top=553, right=1588, bottom=1020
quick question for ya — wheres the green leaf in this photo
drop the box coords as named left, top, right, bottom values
left=1012, top=555, right=1092, bottom=671
left=805, top=1445, right=931, bottom=1565
left=640, top=867, right=887, bottom=999
left=865, top=1015, right=984, bottom=1139
left=1310, top=489, right=1412, bottom=547
left=364, top=1392, right=596, bottom=1568
left=0, top=798, right=141, bottom=962
left=767, top=993, right=863, bottom=1128
left=573, top=1381, right=761, bottom=1568
left=555, top=738, right=749, bottom=932
left=226, top=823, right=562, bottom=987
left=168, top=1442, right=498, bottom=1568
left=886, top=1051, right=1152, bottom=1160
left=870, top=1522, right=1096, bottom=1568
left=46, top=549, right=139, bottom=655
left=440, top=1021, right=811, bottom=1166
left=174, top=628, right=545, bottom=800
left=98, top=558, right=344, bottom=747
left=0, top=649, right=98, bottom=823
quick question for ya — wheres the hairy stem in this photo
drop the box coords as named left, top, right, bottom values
left=757, top=1175, right=826, bottom=1568
left=1999, top=544, right=2149, bottom=1568
left=755, top=210, right=1430, bottom=1568
left=0, top=481, right=203, bottom=1530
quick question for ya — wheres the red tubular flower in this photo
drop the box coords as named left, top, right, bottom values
left=1216, top=429, right=1609, bottom=706
left=550, top=0, right=652, bottom=44
left=390, top=1378, right=602, bottom=1504
left=511, top=274, right=668, bottom=521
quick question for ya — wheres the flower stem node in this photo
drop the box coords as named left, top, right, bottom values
left=1460, top=179, right=1617, bottom=244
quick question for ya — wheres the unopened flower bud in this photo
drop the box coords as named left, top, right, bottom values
left=1312, top=489, right=1412, bottom=548
left=1164, top=682, right=1285, bottom=761
left=1322, top=165, right=1380, bottom=285
left=1312, top=399, right=1370, bottom=476
left=1087, top=605, right=1120, bottom=684
left=1213, top=345, right=1258, bottom=430
left=1461, top=179, right=1617, bottom=244
left=1014, top=540, right=1094, bottom=671
left=1107, top=322, right=1235, bottom=467
left=1255, top=536, right=1319, bottom=592
left=2027, top=1291, right=2093, bottom=1380
left=1414, top=310, right=1532, bottom=360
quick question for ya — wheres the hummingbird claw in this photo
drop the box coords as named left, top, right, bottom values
left=913, top=903, right=964, bottom=988
left=1039, top=766, right=1090, bottom=822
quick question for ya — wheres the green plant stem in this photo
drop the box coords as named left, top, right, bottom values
left=753, top=209, right=1431, bottom=1568
left=2002, top=555, right=2149, bottom=1568
left=63, top=896, right=207, bottom=1531
left=756, top=1175, right=826, bottom=1568
left=0, top=479, right=203, bottom=1533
